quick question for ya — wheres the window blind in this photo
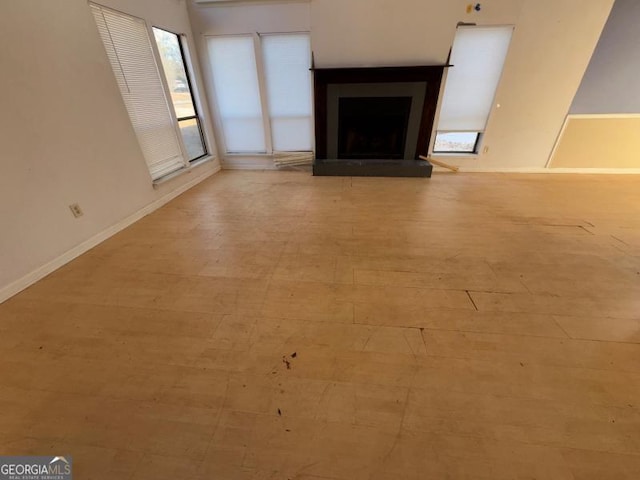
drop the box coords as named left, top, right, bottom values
left=438, top=26, right=514, bottom=132
left=206, top=36, right=266, bottom=153
left=90, top=4, right=185, bottom=180
left=261, top=33, right=313, bottom=152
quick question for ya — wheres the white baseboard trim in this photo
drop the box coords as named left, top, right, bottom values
left=446, top=167, right=640, bottom=174
left=223, top=158, right=640, bottom=175
left=544, top=167, right=640, bottom=174
left=0, top=163, right=221, bottom=305
left=566, top=113, right=640, bottom=119
left=218, top=157, right=640, bottom=174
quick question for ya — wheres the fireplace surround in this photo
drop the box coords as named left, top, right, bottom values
left=313, top=65, right=445, bottom=177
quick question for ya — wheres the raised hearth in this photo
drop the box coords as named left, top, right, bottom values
left=313, top=158, right=433, bottom=177
left=313, top=65, right=444, bottom=177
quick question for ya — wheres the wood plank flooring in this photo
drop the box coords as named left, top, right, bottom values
left=1, top=171, right=640, bottom=479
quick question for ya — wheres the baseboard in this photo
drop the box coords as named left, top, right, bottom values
left=0, top=163, right=221, bottom=305
left=223, top=160, right=640, bottom=174
left=222, top=156, right=640, bottom=174
left=543, top=167, right=640, bottom=174
left=565, top=113, right=640, bottom=119
left=450, top=166, right=640, bottom=174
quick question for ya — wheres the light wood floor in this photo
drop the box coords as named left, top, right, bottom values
left=1, top=171, right=640, bottom=479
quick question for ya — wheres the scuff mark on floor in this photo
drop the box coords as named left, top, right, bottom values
left=466, top=290, right=479, bottom=311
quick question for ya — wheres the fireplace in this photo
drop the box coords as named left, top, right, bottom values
left=338, top=97, right=411, bottom=159
left=313, top=66, right=445, bottom=177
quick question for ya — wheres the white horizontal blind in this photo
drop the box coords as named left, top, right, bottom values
left=438, top=26, right=513, bottom=132
left=90, top=4, right=185, bottom=180
left=206, top=36, right=266, bottom=153
left=261, top=33, right=313, bottom=152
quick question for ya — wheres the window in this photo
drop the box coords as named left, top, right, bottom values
left=206, top=36, right=266, bottom=153
left=206, top=33, right=313, bottom=155
left=261, top=34, right=313, bottom=152
left=90, top=4, right=208, bottom=180
left=153, top=27, right=207, bottom=162
left=435, top=26, right=513, bottom=154
left=434, top=132, right=480, bottom=154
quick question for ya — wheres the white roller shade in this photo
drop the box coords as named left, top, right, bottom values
left=90, top=4, right=185, bottom=180
left=438, top=26, right=513, bottom=132
left=262, top=33, right=313, bottom=152
left=206, top=36, right=266, bottom=153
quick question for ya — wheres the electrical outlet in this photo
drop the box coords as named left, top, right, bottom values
left=483, top=146, right=490, bottom=154
left=69, top=203, right=83, bottom=218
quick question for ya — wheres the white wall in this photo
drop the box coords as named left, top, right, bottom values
left=189, top=0, right=612, bottom=171
left=310, top=0, right=522, bottom=67
left=474, top=0, right=614, bottom=170
left=570, top=0, right=640, bottom=114
left=0, top=0, right=220, bottom=301
left=547, top=0, right=640, bottom=171
left=189, top=1, right=311, bottom=35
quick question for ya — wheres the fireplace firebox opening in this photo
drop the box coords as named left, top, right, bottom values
left=338, top=97, right=412, bottom=160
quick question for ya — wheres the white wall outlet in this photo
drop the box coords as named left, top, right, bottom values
left=69, top=203, right=83, bottom=218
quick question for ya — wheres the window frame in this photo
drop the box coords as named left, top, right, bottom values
left=91, top=2, right=213, bottom=182
left=432, top=131, right=482, bottom=154
left=151, top=26, right=209, bottom=163
left=259, top=32, right=314, bottom=153
left=205, top=33, right=269, bottom=154
left=205, top=31, right=314, bottom=156
left=432, top=25, right=514, bottom=157
left=91, top=3, right=189, bottom=180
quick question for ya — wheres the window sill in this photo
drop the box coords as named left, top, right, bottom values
left=152, top=155, right=215, bottom=188
left=431, top=152, right=479, bottom=159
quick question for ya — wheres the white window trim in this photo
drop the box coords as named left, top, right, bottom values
left=177, top=34, right=216, bottom=159
left=254, top=32, right=275, bottom=155
left=152, top=155, right=214, bottom=187
left=204, top=31, right=314, bottom=158
left=146, top=24, right=192, bottom=166
left=258, top=31, right=315, bottom=155
left=430, top=24, right=514, bottom=159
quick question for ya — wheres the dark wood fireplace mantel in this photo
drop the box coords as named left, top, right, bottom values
left=313, top=65, right=445, bottom=177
